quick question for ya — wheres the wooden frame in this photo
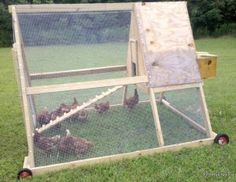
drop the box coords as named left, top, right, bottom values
left=9, top=3, right=134, bottom=13
left=26, top=76, right=148, bottom=95
left=149, top=88, right=164, bottom=146
left=10, top=2, right=218, bottom=176
left=30, top=65, right=126, bottom=80
left=12, top=6, right=35, bottom=168
left=31, top=135, right=217, bottom=176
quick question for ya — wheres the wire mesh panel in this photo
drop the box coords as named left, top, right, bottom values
left=156, top=88, right=208, bottom=145
left=17, top=10, right=131, bottom=84
left=29, top=85, right=158, bottom=167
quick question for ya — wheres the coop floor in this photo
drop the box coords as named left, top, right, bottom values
left=34, top=102, right=207, bottom=167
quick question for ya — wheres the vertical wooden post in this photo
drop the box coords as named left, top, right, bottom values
left=149, top=88, right=164, bottom=146
left=12, top=6, right=35, bottom=167
left=122, top=86, right=128, bottom=105
left=198, top=85, right=214, bottom=137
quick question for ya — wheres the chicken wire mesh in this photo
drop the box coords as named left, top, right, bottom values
left=14, top=7, right=210, bottom=169
left=29, top=85, right=158, bottom=167
left=16, top=10, right=131, bottom=83
left=156, top=88, right=208, bottom=145
left=27, top=85, right=209, bottom=167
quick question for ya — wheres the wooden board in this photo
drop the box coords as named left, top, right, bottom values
left=135, top=2, right=201, bottom=87
left=9, top=3, right=134, bottom=13
left=149, top=88, right=164, bottom=146
left=26, top=76, right=148, bottom=95
left=31, top=136, right=216, bottom=176
left=30, top=65, right=126, bottom=80
left=12, top=7, right=35, bottom=167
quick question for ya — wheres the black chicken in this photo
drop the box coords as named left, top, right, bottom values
left=123, top=89, right=139, bottom=110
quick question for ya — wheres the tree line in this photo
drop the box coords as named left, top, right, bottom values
left=0, top=0, right=235, bottom=47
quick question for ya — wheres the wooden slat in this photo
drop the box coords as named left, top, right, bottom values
left=30, top=65, right=126, bottom=80
left=10, top=3, right=134, bottom=13
left=31, top=136, right=215, bottom=176
left=198, top=86, right=214, bottom=137
left=149, top=88, right=164, bottom=146
left=161, top=99, right=207, bottom=134
left=12, top=6, right=35, bottom=167
left=153, top=82, right=202, bottom=93
left=26, top=76, right=148, bottom=95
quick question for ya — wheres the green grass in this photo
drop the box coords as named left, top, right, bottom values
left=0, top=37, right=236, bottom=181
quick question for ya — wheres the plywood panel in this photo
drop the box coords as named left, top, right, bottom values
left=135, top=2, right=201, bottom=87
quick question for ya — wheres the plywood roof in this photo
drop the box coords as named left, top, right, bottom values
left=136, top=2, right=201, bottom=87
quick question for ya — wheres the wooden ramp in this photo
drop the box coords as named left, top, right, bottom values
left=36, top=86, right=123, bottom=133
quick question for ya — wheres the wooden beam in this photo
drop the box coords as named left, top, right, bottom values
left=149, top=88, right=164, bottom=146
left=153, top=83, right=202, bottom=93
left=12, top=6, right=35, bottom=167
left=26, top=76, right=148, bottom=95
left=30, top=65, right=126, bottom=80
left=11, top=3, right=134, bottom=13
left=198, top=86, right=214, bottom=137
left=161, top=99, right=207, bottom=134
left=31, top=136, right=215, bottom=176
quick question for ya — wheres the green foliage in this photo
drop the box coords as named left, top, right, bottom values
left=0, top=0, right=235, bottom=46
left=0, top=3, right=12, bottom=47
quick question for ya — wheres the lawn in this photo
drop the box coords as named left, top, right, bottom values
left=0, top=37, right=235, bottom=181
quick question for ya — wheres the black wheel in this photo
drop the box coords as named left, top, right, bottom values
left=214, top=134, right=229, bottom=145
left=17, top=168, right=32, bottom=180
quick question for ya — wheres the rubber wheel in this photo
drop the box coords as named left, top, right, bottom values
left=17, top=168, right=32, bottom=180
left=214, top=134, right=229, bottom=145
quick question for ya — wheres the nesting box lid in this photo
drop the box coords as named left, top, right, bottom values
left=136, top=2, right=201, bottom=87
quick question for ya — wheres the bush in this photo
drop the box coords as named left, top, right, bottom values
left=0, top=3, right=12, bottom=47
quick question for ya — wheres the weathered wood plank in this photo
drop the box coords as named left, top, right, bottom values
left=30, top=65, right=126, bottom=80
left=31, top=136, right=215, bottom=176
left=12, top=6, right=35, bottom=167
left=10, top=3, right=134, bottom=13
left=26, top=76, right=148, bottom=95
left=149, top=88, right=164, bottom=146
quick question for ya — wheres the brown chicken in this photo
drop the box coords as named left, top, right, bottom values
left=123, top=89, right=139, bottom=109
left=58, top=129, right=93, bottom=155
left=94, top=101, right=110, bottom=114
left=78, top=110, right=88, bottom=122
left=36, top=109, right=51, bottom=127
left=59, top=103, right=71, bottom=113
left=71, top=97, right=79, bottom=110
left=33, top=131, right=60, bottom=156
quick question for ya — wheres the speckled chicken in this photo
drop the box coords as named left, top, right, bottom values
left=33, top=131, right=60, bottom=156
left=124, top=89, right=139, bottom=109
left=94, top=101, right=110, bottom=114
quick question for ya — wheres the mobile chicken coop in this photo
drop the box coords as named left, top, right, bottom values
left=10, top=2, right=229, bottom=179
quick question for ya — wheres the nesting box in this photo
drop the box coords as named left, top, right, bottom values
left=197, top=53, right=217, bottom=79
left=9, top=2, right=227, bottom=179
